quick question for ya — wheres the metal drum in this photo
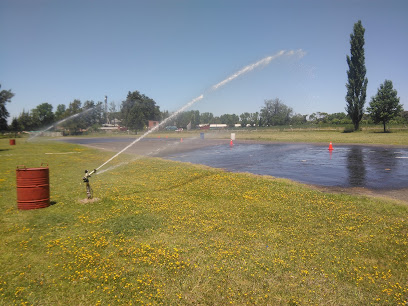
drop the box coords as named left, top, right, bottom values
left=16, top=165, right=50, bottom=210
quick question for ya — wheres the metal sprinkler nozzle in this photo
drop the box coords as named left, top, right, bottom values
left=83, top=169, right=96, bottom=199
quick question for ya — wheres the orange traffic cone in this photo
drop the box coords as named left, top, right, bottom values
left=230, top=139, right=233, bottom=147
left=328, top=142, right=333, bottom=151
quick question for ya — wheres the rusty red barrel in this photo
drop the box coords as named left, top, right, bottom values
left=16, top=164, right=50, bottom=210
left=9, top=139, right=15, bottom=145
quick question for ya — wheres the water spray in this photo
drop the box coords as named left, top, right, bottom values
left=83, top=49, right=305, bottom=198
left=28, top=106, right=101, bottom=141
left=97, top=134, right=203, bottom=174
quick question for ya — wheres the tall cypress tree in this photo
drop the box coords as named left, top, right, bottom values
left=345, top=20, right=368, bottom=131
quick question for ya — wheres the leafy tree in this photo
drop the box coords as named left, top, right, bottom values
left=52, top=100, right=103, bottom=134
left=161, top=110, right=170, bottom=122
left=317, top=112, right=329, bottom=123
left=308, top=112, right=329, bottom=124
left=212, top=116, right=222, bottom=124
left=94, top=101, right=105, bottom=125
left=260, top=98, right=293, bottom=126
left=345, top=20, right=368, bottom=131
left=10, top=117, right=21, bottom=135
left=65, top=99, right=82, bottom=117
left=120, top=91, right=160, bottom=130
left=183, top=110, right=200, bottom=127
left=0, top=85, right=14, bottom=131
left=60, top=99, right=84, bottom=134
left=308, top=112, right=320, bottom=124
left=220, top=114, right=239, bottom=127
left=249, top=112, right=259, bottom=127
left=54, top=104, right=67, bottom=121
left=108, top=101, right=120, bottom=124
left=175, top=110, right=200, bottom=128
left=240, top=112, right=250, bottom=127
left=200, top=112, right=214, bottom=124
left=290, top=114, right=307, bottom=125
left=401, top=111, right=408, bottom=124
left=82, top=100, right=102, bottom=126
left=239, top=112, right=259, bottom=127
left=83, top=100, right=95, bottom=110
left=175, top=111, right=191, bottom=128
left=367, top=80, right=403, bottom=132
left=17, top=110, right=34, bottom=131
left=327, top=112, right=347, bottom=121
left=329, top=113, right=351, bottom=125
left=191, top=110, right=200, bottom=127
left=31, top=102, right=54, bottom=128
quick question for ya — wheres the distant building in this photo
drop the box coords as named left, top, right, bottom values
left=99, top=119, right=126, bottom=132
left=148, top=120, right=159, bottom=129
left=198, top=124, right=210, bottom=130
left=198, top=123, right=228, bottom=129
left=210, top=124, right=227, bottom=129
left=99, top=124, right=119, bottom=131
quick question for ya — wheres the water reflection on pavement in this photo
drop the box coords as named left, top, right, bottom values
left=165, top=143, right=408, bottom=190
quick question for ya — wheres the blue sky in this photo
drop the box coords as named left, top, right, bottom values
left=1, top=0, right=407, bottom=122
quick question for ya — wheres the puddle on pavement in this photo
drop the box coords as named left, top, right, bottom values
left=165, top=143, right=408, bottom=190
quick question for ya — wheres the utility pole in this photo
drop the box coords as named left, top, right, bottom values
left=104, top=96, right=110, bottom=124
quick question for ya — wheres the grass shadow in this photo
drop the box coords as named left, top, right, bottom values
left=108, top=168, right=216, bottom=199
left=157, top=171, right=215, bottom=192
left=103, top=213, right=162, bottom=235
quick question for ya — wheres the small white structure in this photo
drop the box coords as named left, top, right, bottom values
left=210, top=124, right=227, bottom=128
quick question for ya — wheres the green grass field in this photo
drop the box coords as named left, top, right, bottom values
left=1, top=137, right=407, bottom=305
left=159, top=127, right=408, bottom=146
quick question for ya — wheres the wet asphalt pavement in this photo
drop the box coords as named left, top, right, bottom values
left=59, top=138, right=408, bottom=190
left=165, top=143, right=408, bottom=190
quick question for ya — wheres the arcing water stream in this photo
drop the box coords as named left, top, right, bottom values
left=94, top=95, right=204, bottom=172
left=94, top=49, right=305, bottom=173
left=28, top=106, right=99, bottom=141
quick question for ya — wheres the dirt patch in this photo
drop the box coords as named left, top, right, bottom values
left=78, top=197, right=100, bottom=204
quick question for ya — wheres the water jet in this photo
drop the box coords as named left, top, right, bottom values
left=84, top=49, right=305, bottom=197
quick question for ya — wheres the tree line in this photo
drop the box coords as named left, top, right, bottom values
left=6, top=100, right=105, bottom=134
left=2, top=89, right=406, bottom=135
